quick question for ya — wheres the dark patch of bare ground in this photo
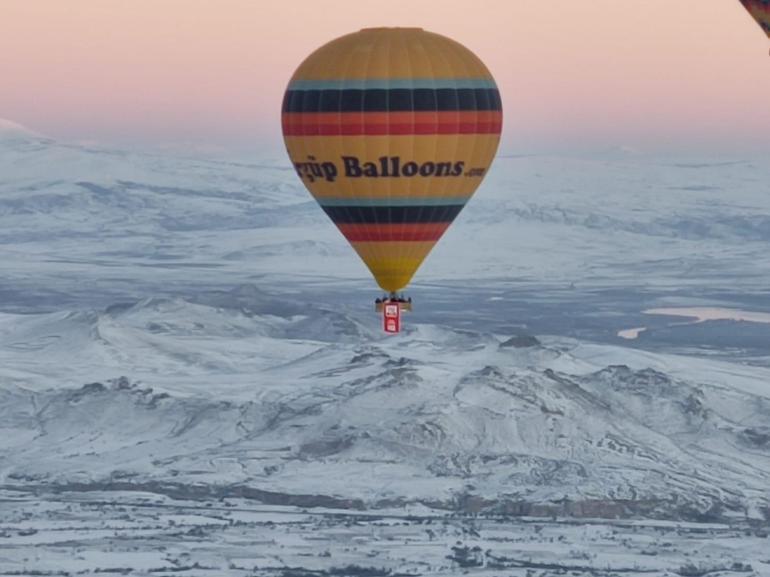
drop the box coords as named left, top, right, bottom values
left=3, top=479, right=768, bottom=525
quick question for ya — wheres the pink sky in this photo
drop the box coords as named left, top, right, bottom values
left=1, top=0, right=768, bottom=153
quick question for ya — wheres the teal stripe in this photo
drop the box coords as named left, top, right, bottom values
left=288, top=78, right=497, bottom=91
left=318, top=197, right=470, bottom=207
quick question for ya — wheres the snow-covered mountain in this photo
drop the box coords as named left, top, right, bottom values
left=1, top=121, right=770, bottom=575
left=2, top=118, right=769, bottom=315
left=1, top=291, right=768, bottom=522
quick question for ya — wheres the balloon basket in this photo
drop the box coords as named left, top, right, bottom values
left=378, top=297, right=410, bottom=334
left=375, top=298, right=412, bottom=313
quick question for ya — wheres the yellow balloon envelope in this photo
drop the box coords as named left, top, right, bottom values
left=739, top=0, right=770, bottom=38
left=282, top=28, right=502, bottom=293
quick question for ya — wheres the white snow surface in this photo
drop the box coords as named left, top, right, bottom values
left=1, top=292, right=769, bottom=519
left=0, top=124, right=769, bottom=531
left=1, top=120, right=770, bottom=304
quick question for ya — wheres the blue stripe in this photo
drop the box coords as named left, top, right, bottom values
left=283, top=88, right=500, bottom=113
left=323, top=204, right=463, bottom=224
left=288, top=78, right=497, bottom=91
left=318, top=197, right=470, bottom=207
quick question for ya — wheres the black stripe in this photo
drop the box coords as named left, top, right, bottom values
left=282, top=88, right=502, bottom=113
left=322, top=205, right=464, bottom=224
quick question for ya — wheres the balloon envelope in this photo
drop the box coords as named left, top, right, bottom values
left=282, top=28, right=502, bottom=293
left=740, top=0, right=770, bottom=38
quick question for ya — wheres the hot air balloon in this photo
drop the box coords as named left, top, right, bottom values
left=739, top=0, right=770, bottom=41
left=282, top=28, right=502, bottom=329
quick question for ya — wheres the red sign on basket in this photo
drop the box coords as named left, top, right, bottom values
left=383, top=303, right=401, bottom=334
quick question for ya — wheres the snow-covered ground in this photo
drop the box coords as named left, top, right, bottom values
left=2, top=120, right=770, bottom=308
left=2, top=493, right=768, bottom=576
left=1, top=120, right=769, bottom=575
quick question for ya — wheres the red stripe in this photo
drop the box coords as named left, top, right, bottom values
left=282, top=111, right=503, bottom=136
left=338, top=222, right=451, bottom=242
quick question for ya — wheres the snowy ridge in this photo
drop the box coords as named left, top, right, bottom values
left=0, top=118, right=45, bottom=138
left=2, top=124, right=770, bottom=574
left=1, top=129, right=770, bottom=313
left=1, top=294, right=768, bottom=521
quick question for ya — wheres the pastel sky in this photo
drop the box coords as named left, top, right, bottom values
left=1, top=0, right=768, bottom=153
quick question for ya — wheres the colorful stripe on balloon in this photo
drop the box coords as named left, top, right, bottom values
left=286, top=78, right=499, bottom=90
left=318, top=197, right=469, bottom=207
left=282, top=88, right=501, bottom=112
left=337, top=223, right=451, bottom=242
left=282, top=77, right=502, bottom=137
left=283, top=111, right=502, bottom=136
left=320, top=204, right=464, bottom=224
left=319, top=200, right=469, bottom=243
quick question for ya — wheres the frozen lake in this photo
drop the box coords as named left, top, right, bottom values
left=619, top=307, right=770, bottom=341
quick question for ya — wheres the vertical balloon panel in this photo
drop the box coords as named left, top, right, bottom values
left=282, top=28, right=502, bottom=293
